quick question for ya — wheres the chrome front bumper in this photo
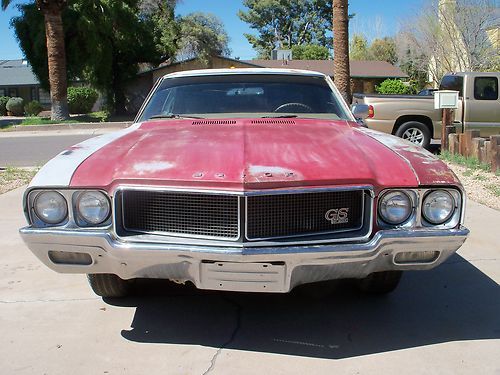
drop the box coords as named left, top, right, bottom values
left=19, top=227, right=469, bottom=293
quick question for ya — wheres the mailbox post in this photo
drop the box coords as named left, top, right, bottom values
left=434, top=90, right=459, bottom=150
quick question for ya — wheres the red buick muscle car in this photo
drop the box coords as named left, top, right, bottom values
left=20, top=69, right=469, bottom=297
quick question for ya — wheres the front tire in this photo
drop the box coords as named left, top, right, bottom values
left=357, top=271, right=403, bottom=294
left=87, top=274, right=133, bottom=298
left=395, top=121, right=431, bottom=149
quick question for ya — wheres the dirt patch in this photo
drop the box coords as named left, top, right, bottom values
left=0, top=167, right=37, bottom=195
left=445, top=163, right=500, bottom=211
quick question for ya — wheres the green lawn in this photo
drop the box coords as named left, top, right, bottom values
left=439, top=150, right=492, bottom=172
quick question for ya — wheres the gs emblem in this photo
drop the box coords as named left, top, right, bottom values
left=325, top=208, right=349, bottom=224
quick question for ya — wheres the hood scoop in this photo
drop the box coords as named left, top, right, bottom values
left=192, top=120, right=237, bottom=125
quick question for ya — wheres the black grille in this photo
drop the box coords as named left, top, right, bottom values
left=246, top=190, right=364, bottom=239
left=121, top=190, right=239, bottom=239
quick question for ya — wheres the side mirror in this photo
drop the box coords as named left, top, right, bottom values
left=351, top=104, right=370, bottom=120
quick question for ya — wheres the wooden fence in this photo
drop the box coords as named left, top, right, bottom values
left=448, top=131, right=500, bottom=173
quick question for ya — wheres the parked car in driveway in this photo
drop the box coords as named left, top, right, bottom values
left=20, top=68, right=469, bottom=298
left=353, top=72, right=500, bottom=149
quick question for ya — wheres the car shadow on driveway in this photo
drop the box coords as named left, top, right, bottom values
left=108, top=254, right=500, bottom=359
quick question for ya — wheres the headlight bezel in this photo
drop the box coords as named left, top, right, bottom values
left=421, top=189, right=457, bottom=225
left=32, top=191, right=69, bottom=226
left=74, top=190, right=112, bottom=227
left=378, top=190, right=415, bottom=226
left=27, top=189, right=112, bottom=228
left=377, top=187, right=462, bottom=229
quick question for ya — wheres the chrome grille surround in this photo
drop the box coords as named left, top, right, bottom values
left=115, top=186, right=373, bottom=245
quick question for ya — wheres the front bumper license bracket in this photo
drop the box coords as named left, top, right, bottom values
left=200, top=261, right=286, bottom=292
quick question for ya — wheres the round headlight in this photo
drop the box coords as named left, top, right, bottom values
left=76, top=191, right=110, bottom=225
left=34, top=191, right=68, bottom=225
left=422, top=190, right=455, bottom=224
left=379, top=190, right=412, bottom=225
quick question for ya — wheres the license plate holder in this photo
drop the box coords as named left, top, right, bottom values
left=200, top=261, right=286, bottom=292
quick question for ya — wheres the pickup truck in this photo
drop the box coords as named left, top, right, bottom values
left=353, top=72, right=500, bottom=149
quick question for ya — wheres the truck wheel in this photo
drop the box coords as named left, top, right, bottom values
left=357, top=271, right=402, bottom=294
left=87, top=273, right=132, bottom=298
left=395, top=121, right=431, bottom=149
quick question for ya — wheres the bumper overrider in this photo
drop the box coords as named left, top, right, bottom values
left=19, top=226, right=469, bottom=293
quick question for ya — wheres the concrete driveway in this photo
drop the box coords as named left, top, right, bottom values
left=1, top=186, right=499, bottom=374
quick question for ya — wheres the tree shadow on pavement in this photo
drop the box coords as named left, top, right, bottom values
left=107, top=254, right=500, bottom=359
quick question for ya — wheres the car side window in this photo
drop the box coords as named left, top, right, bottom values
left=474, top=77, right=498, bottom=100
left=439, top=75, right=464, bottom=96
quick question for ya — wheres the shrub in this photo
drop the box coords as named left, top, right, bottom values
left=24, top=100, right=43, bottom=116
left=0, top=96, right=9, bottom=116
left=375, top=79, right=416, bottom=95
left=67, top=87, right=99, bottom=114
left=6, top=97, right=25, bottom=116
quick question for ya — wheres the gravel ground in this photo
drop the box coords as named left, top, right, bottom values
left=445, top=162, right=500, bottom=211
left=0, top=168, right=37, bottom=195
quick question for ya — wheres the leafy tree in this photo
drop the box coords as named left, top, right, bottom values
left=176, top=12, right=231, bottom=64
left=291, top=44, right=330, bottom=59
left=12, top=0, right=177, bottom=114
left=349, top=34, right=369, bottom=60
left=369, top=37, right=397, bottom=65
left=239, top=0, right=333, bottom=59
left=376, top=79, right=416, bottom=95
left=333, top=0, right=351, bottom=104
left=3, top=0, right=69, bottom=120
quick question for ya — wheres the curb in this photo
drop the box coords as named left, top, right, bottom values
left=2, top=121, right=132, bottom=132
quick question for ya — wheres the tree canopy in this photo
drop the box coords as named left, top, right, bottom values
left=12, top=0, right=230, bottom=113
left=291, top=44, right=330, bottom=60
left=238, top=0, right=333, bottom=59
left=349, top=34, right=397, bottom=64
left=176, top=12, right=231, bottom=63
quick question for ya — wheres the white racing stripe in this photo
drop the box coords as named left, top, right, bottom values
left=29, top=123, right=141, bottom=188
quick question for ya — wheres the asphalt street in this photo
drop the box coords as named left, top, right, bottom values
left=1, top=185, right=499, bottom=374
left=0, top=132, right=102, bottom=167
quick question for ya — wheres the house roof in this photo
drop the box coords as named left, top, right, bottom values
left=0, top=59, right=40, bottom=86
left=244, top=59, right=409, bottom=78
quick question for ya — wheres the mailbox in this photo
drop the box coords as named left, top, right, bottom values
left=434, top=90, right=459, bottom=109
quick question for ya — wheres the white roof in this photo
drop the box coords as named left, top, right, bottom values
left=162, top=68, right=327, bottom=80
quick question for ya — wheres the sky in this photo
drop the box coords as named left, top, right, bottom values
left=0, top=0, right=425, bottom=61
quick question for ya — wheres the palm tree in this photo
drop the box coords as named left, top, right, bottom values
left=332, top=0, right=352, bottom=104
left=2, top=0, right=69, bottom=120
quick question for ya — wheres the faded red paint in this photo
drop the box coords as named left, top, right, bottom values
left=70, top=118, right=459, bottom=194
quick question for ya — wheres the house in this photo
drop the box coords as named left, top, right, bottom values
left=244, top=59, right=408, bottom=94
left=129, top=55, right=407, bottom=112
left=0, top=59, right=50, bottom=106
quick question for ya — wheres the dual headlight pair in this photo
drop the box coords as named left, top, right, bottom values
left=379, top=189, right=458, bottom=226
left=32, top=190, right=110, bottom=227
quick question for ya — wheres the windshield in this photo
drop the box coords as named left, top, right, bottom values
left=138, top=74, right=351, bottom=122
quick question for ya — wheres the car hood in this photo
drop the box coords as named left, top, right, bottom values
left=69, top=118, right=457, bottom=192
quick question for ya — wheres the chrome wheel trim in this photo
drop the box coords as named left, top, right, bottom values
left=402, top=128, right=425, bottom=145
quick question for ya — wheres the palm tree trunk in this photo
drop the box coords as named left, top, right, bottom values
left=333, top=0, right=352, bottom=104
left=42, top=4, right=69, bottom=120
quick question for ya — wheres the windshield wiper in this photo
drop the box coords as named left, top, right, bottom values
left=149, top=113, right=205, bottom=120
left=261, top=114, right=298, bottom=118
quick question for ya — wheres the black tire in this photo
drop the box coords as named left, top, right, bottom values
left=395, top=121, right=431, bottom=149
left=87, top=273, right=132, bottom=298
left=357, top=271, right=403, bottom=294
